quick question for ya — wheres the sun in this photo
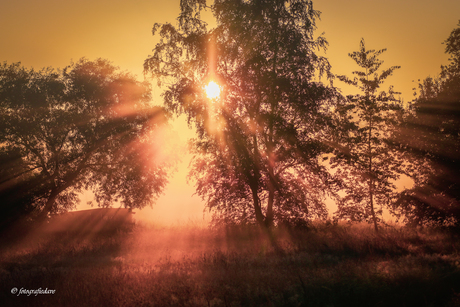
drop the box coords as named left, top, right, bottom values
left=205, top=81, right=221, bottom=99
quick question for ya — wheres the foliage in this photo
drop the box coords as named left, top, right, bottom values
left=145, top=0, right=337, bottom=228
left=0, top=59, right=174, bottom=226
left=396, top=21, right=460, bottom=227
left=332, top=39, right=403, bottom=231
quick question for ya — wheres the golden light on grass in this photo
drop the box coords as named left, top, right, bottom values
left=204, top=81, right=220, bottom=100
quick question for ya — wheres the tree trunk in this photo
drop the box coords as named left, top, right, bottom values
left=250, top=184, right=266, bottom=228
left=368, top=113, right=379, bottom=233
left=369, top=181, right=379, bottom=232
left=38, top=189, right=60, bottom=221
left=249, top=181, right=283, bottom=253
left=266, top=184, right=274, bottom=228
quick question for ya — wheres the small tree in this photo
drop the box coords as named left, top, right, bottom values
left=0, top=59, right=174, bottom=226
left=333, top=39, right=403, bottom=231
left=145, top=0, right=337, bottom=229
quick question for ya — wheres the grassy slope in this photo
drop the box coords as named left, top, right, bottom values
left=1, top=222, right=460, bottom=307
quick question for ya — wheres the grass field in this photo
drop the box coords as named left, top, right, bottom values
left=1, top=222, right=460, bottom=306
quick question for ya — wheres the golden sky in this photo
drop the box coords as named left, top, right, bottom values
left=1, top=0, right=459, bottom=225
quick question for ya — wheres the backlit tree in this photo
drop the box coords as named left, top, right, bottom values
left=396, top=21, right=460, bottom=227
left=0, top=58, right=174, bottom=227
left=145, top=0, right=337, bottom=228
left=333, top=39, right=403, bottom=232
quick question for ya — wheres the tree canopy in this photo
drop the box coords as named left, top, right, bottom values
left=0, top=58, right=174, bottom=228
left=145, top=0, right=338, bottom=228
left=396, top=21, right=460, bottom=227
left=333, top=39, right=403, bottom=231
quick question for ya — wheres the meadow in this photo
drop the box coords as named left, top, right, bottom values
left=1, top=222, right=460, bottom=306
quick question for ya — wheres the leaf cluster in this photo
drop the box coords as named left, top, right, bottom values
left=145, top=0, right=338, bottom=227
left=395, top=21, right=460, bottom=227
left=331, top=39, right=404, bottom=227
left=0, top=59, right=174, bottom=223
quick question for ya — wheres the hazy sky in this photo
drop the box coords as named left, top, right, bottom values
left=1, top=0, right=459, bottom=225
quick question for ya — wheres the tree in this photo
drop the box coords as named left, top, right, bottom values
left=0, top=58, right=174, bottom=227
left=333, top=39, right=403, bottom=232
left=396, top=21, right=460, bottom=227
left=145, top=0, right=337, bottom=229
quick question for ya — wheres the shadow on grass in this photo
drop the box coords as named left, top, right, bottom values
left=1, top=222, right=460, bottom=306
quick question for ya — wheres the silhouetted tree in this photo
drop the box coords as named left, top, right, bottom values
left=396, top=21, right=460, bottom=227
left=0, top=59, right=174, bottom=227
left=332, top=39, right=403, bottom=232
left=145, top=0, right=337, bottom=228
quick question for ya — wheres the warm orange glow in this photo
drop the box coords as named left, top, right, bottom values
left=205, top=81, right=220, bottom=99
left=2, top=0, right=458, bottom=226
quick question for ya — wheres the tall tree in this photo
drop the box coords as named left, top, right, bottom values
left=145, top=0, right=337, bottom=228
left=396, top=21, right=460, bottom=227
left=0, top=58, right=174, bottom=227
left=333, top=39, right=403, bottom=232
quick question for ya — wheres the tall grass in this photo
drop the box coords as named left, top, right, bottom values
left=1, top=222, right=460, bottom=306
